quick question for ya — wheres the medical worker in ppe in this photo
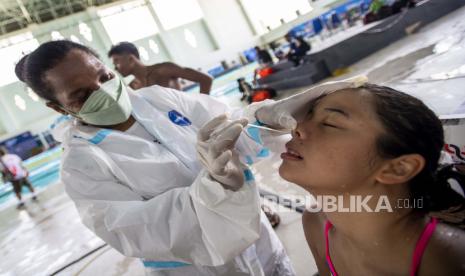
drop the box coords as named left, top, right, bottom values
left=14, top=40, right=295, bottom=276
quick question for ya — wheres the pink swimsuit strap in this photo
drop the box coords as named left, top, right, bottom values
left=410, top=217, right=438, bottom=276
left=324, top=217, right=438, bottom=276
left=324, top=221, right=338, bottom=276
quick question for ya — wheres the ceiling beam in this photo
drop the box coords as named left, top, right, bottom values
left=15, top=0, right=33, bottom=23
left=0, top=0, right=128, bottom=36
left=45, top=0, right=59, bottom=19
left=64, top=0, right=74, bottom=14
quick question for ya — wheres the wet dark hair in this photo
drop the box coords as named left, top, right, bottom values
left=108, top=42, right=139, bottom=59
left=361, top=83, right=465, bottom=223
left=15, top=40, right=98, bottom=102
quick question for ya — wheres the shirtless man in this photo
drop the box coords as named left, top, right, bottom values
left=108, top=42, right=213, bottom=94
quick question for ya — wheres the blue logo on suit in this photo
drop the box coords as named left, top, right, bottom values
left=168, top=110, right=192, bottom=126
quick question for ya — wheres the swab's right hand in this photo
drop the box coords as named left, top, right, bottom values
left=196, top=115, right=249, bottom=191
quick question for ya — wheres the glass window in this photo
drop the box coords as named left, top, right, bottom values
left=51, top=31, right=65, bottom=40
left=138, top=46, right=150, bottom=61
left=27, top=87, right=39, bottom=102
left=0, top=32, right=39, bottom=86
left=241, top=0, right=313, bottom=34
left=70, top=35, right=81, bottom=43
left=184, top=29, right=197, bottom=48
left=99, top=0, right=159, bottom=43
left=79, top=22, right=93, bottom=42
left=149, top=39, right=159, bottom=54
left=14, top=94, right=27, bottom=111
left=150, top=0, right=203, bottom=30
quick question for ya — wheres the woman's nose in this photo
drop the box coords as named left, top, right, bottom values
left=292, top=122, right=305, bottom=139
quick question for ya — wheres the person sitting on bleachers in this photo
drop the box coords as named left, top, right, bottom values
left=284, top=34, right=311, bottom=66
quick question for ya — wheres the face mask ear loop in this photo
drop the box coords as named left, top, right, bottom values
left=56, top=103, right=83, bottom=121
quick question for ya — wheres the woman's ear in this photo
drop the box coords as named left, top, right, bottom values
left=46, top=102, right=68, bottom=115
left=375, top=154, right=425, bottom=185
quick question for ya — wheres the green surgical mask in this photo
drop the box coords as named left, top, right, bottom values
left=65, top=76, right=132, bottom=126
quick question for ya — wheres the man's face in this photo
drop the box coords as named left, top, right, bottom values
left=111, top=54, right=135, bottom=77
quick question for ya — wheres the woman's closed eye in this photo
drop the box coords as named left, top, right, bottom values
left=321, top=117, right=346, bottom=129
left=322, top=122, right=339, bottom=128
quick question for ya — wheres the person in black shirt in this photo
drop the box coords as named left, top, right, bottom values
left=254, top=46, right=273, bottom=66
left=285, top=34, right=311, bottom=66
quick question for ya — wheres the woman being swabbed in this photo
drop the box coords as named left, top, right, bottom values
left=254, top=77, right=465, bottom=275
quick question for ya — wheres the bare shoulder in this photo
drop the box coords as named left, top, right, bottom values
left=151, top=62, right=184, bottom=77
left=419, top=222, right=465, bottom=276
left=152, top=62, right=180, bottom=70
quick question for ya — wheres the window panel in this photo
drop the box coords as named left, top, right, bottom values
left=99, top=1, right=159, bottom=43
left=0, top=32, right=39, bottom=87
left=241, top=0, right=313, bottom=34
left=150, top=0, right=203, bottom=30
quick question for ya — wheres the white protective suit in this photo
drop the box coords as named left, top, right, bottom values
left=51, top=85, right=295, bottom=276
